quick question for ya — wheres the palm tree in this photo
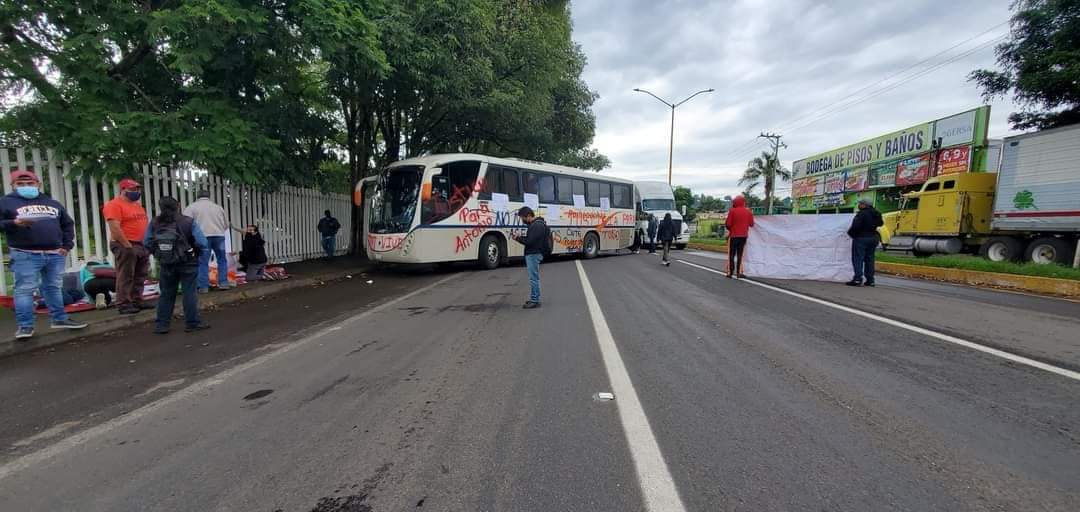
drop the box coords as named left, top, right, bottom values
left=739, top=151, right=791, bottom=214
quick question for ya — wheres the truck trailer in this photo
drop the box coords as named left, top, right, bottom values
left=880, top=123, right=1080, bottom=265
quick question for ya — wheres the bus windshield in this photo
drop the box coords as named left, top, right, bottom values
left=642, top=199, right=676, bottom=211
left=370, top=165, right=424, bottom=234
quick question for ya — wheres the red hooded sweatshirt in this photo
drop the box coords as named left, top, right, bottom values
left=725, top=196, right=754, bottom=238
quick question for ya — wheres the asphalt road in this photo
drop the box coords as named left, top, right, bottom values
left=1, top=250, right=1078, bottom=511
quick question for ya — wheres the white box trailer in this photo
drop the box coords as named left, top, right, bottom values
left=986, top=123, right=1080, bottom=265
left=633, top=181, right=690, bottom=249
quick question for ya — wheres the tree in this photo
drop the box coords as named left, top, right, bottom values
left=673, top=185, right=695, bottom=220
left=969, top=0, right=1080, bottom=130
left=739, top=151, right=791, bottom=214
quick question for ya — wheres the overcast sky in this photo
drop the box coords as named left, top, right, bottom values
left=570, top=0, right=1026, bottom=198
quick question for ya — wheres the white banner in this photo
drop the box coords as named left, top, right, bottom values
left=744, top=215, right=854, bottom=282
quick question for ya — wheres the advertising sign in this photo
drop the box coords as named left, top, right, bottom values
left=870, top=159, right=898, bottom=188
left=934, top=145, right=971, bottom=176
left=896, top=154, right=931, bottom=186
left=934, top=110, right=977, bottom=148
left=845, top=167, right=869, bottom=191
left=815, top=175, right=826, bottom=196
left=792, top=122, right=932, bottom=180
left=813, top=193, right=845, bottom=208
left=824, top=172, right=845, bottom=194
left=792, top=177, right=818, bottom=198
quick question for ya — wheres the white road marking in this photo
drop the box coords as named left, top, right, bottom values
left=576, top=260, right=687, bottom=512
left=0, top=274, right=458, bottom=482
left=677, top=259, right=1080, bottom=383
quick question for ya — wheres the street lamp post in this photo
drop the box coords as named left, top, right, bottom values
left=633, top=87, right=714, bottom=186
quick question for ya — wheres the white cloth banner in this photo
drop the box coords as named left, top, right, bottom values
left=744, top=215, right=854, bottom=282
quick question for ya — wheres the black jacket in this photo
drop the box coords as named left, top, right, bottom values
left=318, top=216, right=341, bottom=236
left=657, top=218, right=677, bottom=242
left=647, top=217, right=658, bottom=238
left=241, top=233, right=268, bottom=265
left=517, top=218, right=551, bottom=255
left=848, top=207, right=884, bottom=238
left=0, top=193, right=75, bottom=251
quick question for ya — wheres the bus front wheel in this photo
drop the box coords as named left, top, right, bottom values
left=583, top=232, right=600, bottom=259
left=478, top=234, right=502, bottom=270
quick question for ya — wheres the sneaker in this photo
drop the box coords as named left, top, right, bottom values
left=664, top=261, right=671, bottom=267
left=726, top=273, right=733, bottom=279
left=94, top=293, right=108, bottom=310
left=864, top=281, right=876, bottom=287
left=522, top=302, right=540, bottom=309
left=51, top=319, right=87, bottom=330
left=845, top=280, right=862, bottom=287
left=198, top=288, right=210, bottom=295
left=154, top=326, right=170, bottom=335
left=184, top=323, right=211, bottom=333
left=118, top=305, right=140, bottom=315
left=14, top=326, right=34, bottom=340
left=737, top=273, right=747, bottom=279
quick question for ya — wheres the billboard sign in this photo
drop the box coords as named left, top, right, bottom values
left=870, top=159, right=898, bottom=188
left=845, top=167, right=869, bottom=191
left=793, top=122, right=932, bottom=180
left=934, top=110, right=978, bottom=148
left=824, top=172, right=845, bottom=194
left=935, top=145, right=971, bottom=176
left=896, top=154, right=931, bottom=186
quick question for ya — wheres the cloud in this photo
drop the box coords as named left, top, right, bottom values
left=572, top=0, right=1025, bottom=198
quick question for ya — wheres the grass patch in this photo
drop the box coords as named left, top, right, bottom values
left=877, top=252, right=1080, bottom=281
left=689, top=237, right=727, bottom=248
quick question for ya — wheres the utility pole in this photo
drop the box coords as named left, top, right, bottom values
left=758, top=132, right=786, bottom=215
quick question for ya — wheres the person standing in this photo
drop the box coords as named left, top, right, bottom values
left=103, top=178, right=150, bottom=314
left=0, top=171, right=88, bottom=339
left=146, top=196, right=210, bottom=334
left=240, top=224, right=268, bottom=281
left=724, top=196, right=755, bottom=278
left=317, top=210, right=341, bottom=260
left=847, top=199, right=884, bottom=287
left=657, top=213, right=677, bottom=266
left=183, top=189, right=231, bottom=292
left=647, top=214, right=658, bottom=254
left=512, top=207, right=550, bottom=309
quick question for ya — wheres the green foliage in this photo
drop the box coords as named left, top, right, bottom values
left=969, top=0, right=1080, bottom=130
left=739, top=151, right=790, bottom=213
left=877, top=252, right=1080, bottom=281
left=673, top=185, right=694, bottom=220
left=1, top=0, right=606, bottom=190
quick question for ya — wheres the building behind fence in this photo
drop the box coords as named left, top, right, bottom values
left=0, top=147, right=353, bottom=295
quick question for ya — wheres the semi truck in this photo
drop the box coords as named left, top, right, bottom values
left=633, top=181, right=690, bottom=249
left=880, top=123, right=1080, bottom=266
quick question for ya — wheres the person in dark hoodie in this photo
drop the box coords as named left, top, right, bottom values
left=512, top=206, right=551, bottom=309
left=0, top=170, right=87, bottom=339
left=724, top=196, right=755, bottom=278
left=647, top=214, right=658, bottom=254
left=847, top=198, right=884, bottom=287
left=657, top=213, right=677, bottom=266
left=240, top=224, right=268, bottom=281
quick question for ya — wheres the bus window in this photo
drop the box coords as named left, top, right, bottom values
left=612, top=184, right=631, bottom=209
left=572, top=179, right=585, bottom=199
left=424, top=160, right=480, bottom=224
left=599, top=183, right=611, bottom=205
left=557, top=177, right=573, bottom=204
left=586, top=181, right=600, bottom=206
left=499, top=168, right=522, bottom=201
left=525, top=172, right=555, bottom=203
left=371, top=165, right=424, bottom=233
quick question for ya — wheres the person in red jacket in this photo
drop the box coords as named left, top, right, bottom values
left=724, top=196, right=754, bottom=278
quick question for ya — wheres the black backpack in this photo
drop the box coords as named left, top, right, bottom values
left=152, top=219, right=195, bottom=265
left=542, top=222, right=554, bottom=257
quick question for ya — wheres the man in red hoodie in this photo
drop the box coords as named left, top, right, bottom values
left=724, top=196, right=754, bottom=278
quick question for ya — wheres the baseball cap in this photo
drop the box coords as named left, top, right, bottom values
left=118, top=178, right=141, bottom=189
left=857, top=198, right=872, bottom=206
left=10, top=170, right=40, bottom=183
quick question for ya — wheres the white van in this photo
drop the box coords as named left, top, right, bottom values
left=634, top=181, right=690, bottom=249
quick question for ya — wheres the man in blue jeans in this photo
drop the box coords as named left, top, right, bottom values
left=847, top=199, right=884, bottom=287
left=183, top=190, right=231, bottom=292
left=0, top=170, right=87, bottom=339
left=317, top=210, right=341, bottom=259
left=512, top=207, right=551, bottom=309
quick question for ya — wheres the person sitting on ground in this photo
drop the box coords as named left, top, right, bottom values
left=80, top=260, right=116, bottom=309
left=240, top=224, right=268, bottom=281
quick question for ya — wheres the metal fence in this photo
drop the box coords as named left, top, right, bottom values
left=0, top=147, right=352, bottom=294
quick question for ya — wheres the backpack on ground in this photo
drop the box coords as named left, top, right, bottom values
left=152, top=221, right=195, bottom=265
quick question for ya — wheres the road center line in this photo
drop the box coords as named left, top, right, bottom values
left=0, top=274, right=459, bottom=482
left=575, top=260, right=688, bottom=512
left=677, top=259, right=1080, bottom=383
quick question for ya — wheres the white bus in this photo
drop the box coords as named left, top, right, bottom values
left=356, top=154, right=637, bottom=268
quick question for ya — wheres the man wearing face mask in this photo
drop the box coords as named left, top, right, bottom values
left=0, top=171, right=87, bottom=339
left=102, top=178, right=150, bottom=314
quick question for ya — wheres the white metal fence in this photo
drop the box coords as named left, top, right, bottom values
left=0, top=147, right=352, bottom=295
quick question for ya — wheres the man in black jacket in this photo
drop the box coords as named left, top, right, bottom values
left=0, top=170, right=87, bottom=339
left=847, top=199, right=884, bottom=286
left=657, top=213, right=677, bottom=266
left=512, top=207, right=550, bottom=309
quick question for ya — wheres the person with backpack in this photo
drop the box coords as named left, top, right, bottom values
left=317, top=210, right=341, bottom=260
left=657, top=213, right=677, bottom=266
left=145, top=196, right=210, bottom=334
left=647, top=214, right=658, bottom=254
left=847, top=199, right=885, bottom=287
left=512, top=206, right=551, bottom=309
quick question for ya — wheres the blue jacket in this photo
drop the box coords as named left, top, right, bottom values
left=0, top=192, right=75, bottom=251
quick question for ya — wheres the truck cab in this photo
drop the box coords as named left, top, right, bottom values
left=634, top=181, right=690, bottom=249
left=881, top=172, right=996, bottom=255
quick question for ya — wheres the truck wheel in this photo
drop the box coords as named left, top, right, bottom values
left=1025, top=237, right=1074, bottom=265
left=979, top=237, right=1024, bottom=262
left=583, top=232, right=600, bottom=259
left=478, top=234, right=501, bottom=270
